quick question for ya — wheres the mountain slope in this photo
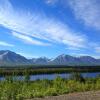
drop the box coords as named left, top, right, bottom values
left=49, top=54, right=100, bottom=65
left=31, top=57, right=50, bottom=65
left=0, top=50, right=100, bottom=66
left=0, top=50, right=30, bottom=65
left=49, top=54, right=79, bottom=65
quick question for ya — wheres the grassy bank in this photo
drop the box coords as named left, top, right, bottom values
left=0, top=73, right=100, bottom=99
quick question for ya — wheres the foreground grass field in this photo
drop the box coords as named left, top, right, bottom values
left=0, top=73, right=100, bottom=100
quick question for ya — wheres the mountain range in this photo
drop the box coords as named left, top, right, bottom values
left=0, top=50, right=100, bottom=66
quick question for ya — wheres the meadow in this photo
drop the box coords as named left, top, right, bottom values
left=0, top=72, right=100, bottom=100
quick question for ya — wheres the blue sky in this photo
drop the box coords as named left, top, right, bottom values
left=0, top=0, right=100, bottom=58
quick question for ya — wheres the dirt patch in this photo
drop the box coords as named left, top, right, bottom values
left=30, top=91, right=100, bottom=100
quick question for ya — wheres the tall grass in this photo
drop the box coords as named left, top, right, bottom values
left=0, top=73, right=100, bottom=99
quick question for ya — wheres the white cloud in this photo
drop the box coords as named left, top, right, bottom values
left=89, top=43, right=100, bottom=53
left=70, top=52, right=100, bottom=58
left=12, top=32, right=50, bottom=46
left=17, top=52, right=38, bottom=59
left=44, top=0, right=58, bottom=5
left=66, top=47, right=80, bottom=50
left=95, top=47, right=100, bottom=53
left=68, top=0, right=100, bottom=30
left=0, top=41, right=14, bottom=47
left=0, top=0, right=87, bottom=48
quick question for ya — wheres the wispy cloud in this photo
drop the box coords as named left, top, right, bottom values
left=95, top=47, right=100, bottom=53
left=66, top=47, right=80, bottom=51
left=70, top=52, right=100, bottom=58
left=0, top=41, right=14, bottom=47
left=0, top=0, right=87, bottom=48
left=17, top=52, right=38, bottom=58
left=89, top=43, right=100, bottom=53
left=12, top=32, right=51, bottom=46
left=68, top=0, right=100, bottom=30
left=44, top=0, right=58, bottom=5
left=94, top=44, right=100, bottom=53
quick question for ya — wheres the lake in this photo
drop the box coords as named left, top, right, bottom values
left=30, top=72, right=100, bottom=80
left=0, top=72, right=100, bottom=81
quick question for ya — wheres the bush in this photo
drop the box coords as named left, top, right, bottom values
left=44, top=88, right=57, bottom=96
left=69, top=72, right=85, bottom=83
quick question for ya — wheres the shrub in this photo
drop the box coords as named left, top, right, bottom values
left=69, top=72, right=85, bottom=83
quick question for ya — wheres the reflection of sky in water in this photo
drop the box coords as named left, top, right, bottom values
left=0, top=72, right=100, bottom=81
left=30, top=73, right=71, bottom=80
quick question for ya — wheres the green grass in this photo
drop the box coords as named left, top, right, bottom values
left=0, top=73, right=100, bottom=99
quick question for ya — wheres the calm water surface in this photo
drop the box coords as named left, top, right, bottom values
left=1, top=72, right=100, bottom=81
left=30, top=72, right=100, bottom=80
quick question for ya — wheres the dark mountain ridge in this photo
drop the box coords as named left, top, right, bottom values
left=0, top=50, right=100, bottom=66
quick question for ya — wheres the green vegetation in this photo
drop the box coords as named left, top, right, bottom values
left=0, top=73, right=100, bottom=99
left=0, top=65, right=100, bottom=76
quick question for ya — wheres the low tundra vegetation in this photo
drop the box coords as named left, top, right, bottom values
left=0, top=73, right=100, bottom=99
